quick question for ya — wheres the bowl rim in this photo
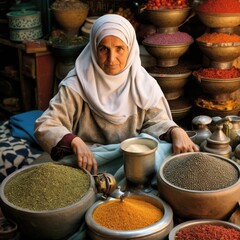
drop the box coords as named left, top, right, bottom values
left=195, top=10, right=240, bottom=17
left=149, top=71, right=192, bottom=78
left=142, top=40, right=194, bottom=47
left=159, top=152, right=240, bottom=193
left=120, top=137, right=158, bottom=155
left=85, top=193, right=173, bottom=237
left=196, top=40, right=240, bottom=47
left=168, top=219, right=240, bottom=239
left=0, top=162, right=96, bottom=213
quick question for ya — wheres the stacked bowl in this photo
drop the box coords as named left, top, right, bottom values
left=140, top=0, right=194, bottom=122
left=193, top=0, right=240, bottom=117
left=6, top=9, right=42, bottom=42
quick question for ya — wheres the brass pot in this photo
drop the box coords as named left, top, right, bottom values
left=142, top=8, right=191, bottom=33
left=193, top=72, right=240, bottom=96
left=157, top=152, right=240, bottom=220
left=142, top=42, right=193, bottom=67
left=149, top=71, right=191, bottom=100
left=196, top=41, right=240, bottom=69
left=195, top=11, right=240, bottom=29
left=51, top=3, right=89, bottom=36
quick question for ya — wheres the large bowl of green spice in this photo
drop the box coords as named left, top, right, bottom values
left=0, top=162, right=97, bottom=240
left=157, top=152, right=240, bottom=221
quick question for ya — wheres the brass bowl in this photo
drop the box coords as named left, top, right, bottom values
left=195, top=11, right=240, bottom=29
left=149, top=71, right=191, bottom=100
left=197, top=41, right=240, bottom=69
left=142, top=8, right=191, bottom=33
left=142, top=42, right=193, bottom=67
left=168, top=98, right=192, bottom=121
left=51, top=4, right=89, bottom=36
left=193, top=72, right=240, bottom=96
left=157, top=152, right=240, bottom=220
left=169, top=219, right=240, bottom=240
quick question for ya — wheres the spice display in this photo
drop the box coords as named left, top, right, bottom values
left=196, top=0, right=240, bottom=13
left=145, top=0, right=190, bottom=10
left=197, top=32, right=240, bottom=44
left=175, top=224, right=240, bottom=239
left=163, top=153, right=239, bottom=191
left=194, top=67, right=240, bottom=79
left=143, top=32, right=193, bottom=45
left=92, top=197, right=163, bottom=230
left=146, top=64, right=191, bottom=74
left=4, top=163, right=90, bottom=211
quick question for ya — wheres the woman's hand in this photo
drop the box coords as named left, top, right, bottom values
left=171, top=127, right=199, bottom=155
left=71, top=137, right=98, bottom=174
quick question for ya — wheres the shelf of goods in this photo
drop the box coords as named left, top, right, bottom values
left=193, top=0, right=240, bottom=117
left=0, top=38, right=55, bottom=113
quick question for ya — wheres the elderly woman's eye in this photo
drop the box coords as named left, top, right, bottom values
left=98, top=46, right=108, bottom=53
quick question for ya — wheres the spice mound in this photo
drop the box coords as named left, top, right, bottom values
left=175, top=224, right=240, bottom=240
left=195, top=0, right=240, bottom=14
left=193, top=67, right=240, bottom=79
left=143, top=32, right=193, bottom=45
left=92, top=197, right=163, bottom=230
left=4, top=163, right=90, bottom=211
left=163, top=153, right=239, bottom=191
left=197, top=32, right=240, bottom=44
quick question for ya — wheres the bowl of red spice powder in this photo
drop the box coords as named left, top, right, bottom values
left=193, top=67, right=240, bottom=96
left=194, top=0, right=240, bottom=29
left=168, top=219, right=240, bottom=240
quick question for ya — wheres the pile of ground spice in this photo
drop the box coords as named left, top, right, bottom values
left=92, top=197, right=163, bottom=230
left=197, top=32, right=240, bottom=44
left=4, top=163, right=90, bottom=211
left=194, top=67, right=240, bottom=79
left=175, top=224, right=240, bottom=239
left=195, top=0, right=240, bottom=13
left=143, top=32, right=193, bottom=45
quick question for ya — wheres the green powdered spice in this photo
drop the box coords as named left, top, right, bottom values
left=4, top=163, right=90, bottom=211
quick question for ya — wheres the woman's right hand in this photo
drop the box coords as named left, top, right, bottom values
left=71, top=137, right=98, bottom=174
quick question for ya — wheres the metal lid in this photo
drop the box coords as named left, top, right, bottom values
left=192, top=115, right=212, bottom=126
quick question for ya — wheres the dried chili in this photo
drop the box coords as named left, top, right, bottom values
left=197, top=32, right=240, bottom=44
left=194, top=67, right=240, bottom=79
left=196, top=0, right=240, bottom=13
left=175, top=224, right=240, bottom=240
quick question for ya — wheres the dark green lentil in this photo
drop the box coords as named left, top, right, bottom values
left=4, top=163, right=90, bottom=211
left=163, top=153, right=239, bottom=191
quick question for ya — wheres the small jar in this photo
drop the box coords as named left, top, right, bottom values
left=192, top=115, right=212, bottom=146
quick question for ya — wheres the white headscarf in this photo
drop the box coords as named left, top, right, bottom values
left=61, top=14, right=164, bottom=124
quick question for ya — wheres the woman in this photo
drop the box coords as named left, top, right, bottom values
left=34, top=14, right=198, bottom=175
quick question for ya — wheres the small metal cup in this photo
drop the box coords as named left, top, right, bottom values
left=120, top=137, right=158, bottom=185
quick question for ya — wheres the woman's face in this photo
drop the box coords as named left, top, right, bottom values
left=97, top=35, right=129, bottom=75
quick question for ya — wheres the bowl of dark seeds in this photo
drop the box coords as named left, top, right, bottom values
left=157, top=152, right=240, bottom=221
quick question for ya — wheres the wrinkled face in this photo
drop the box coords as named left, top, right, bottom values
left=97, top=35, right=129, bottom=75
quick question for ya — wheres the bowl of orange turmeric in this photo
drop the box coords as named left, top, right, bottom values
left=196, top=32, right=240, bottom=68
left=85, top=193, right=173, bottom=240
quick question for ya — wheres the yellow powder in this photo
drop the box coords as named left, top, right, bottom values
left=92, top=197, right=163, bottom=230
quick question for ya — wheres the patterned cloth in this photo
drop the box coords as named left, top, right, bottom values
left=0, top=121, right=42, bottom=182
